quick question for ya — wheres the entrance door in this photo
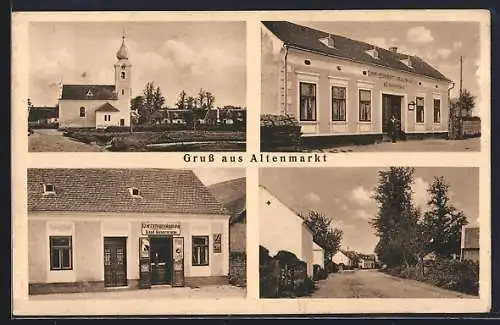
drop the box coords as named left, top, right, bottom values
left=382, top=94, right=402, bottom=133
left=104, top=237, right=128, bottom=287
left=120, top=119, right=125, bottom=126
left=150, top=237, right=173, bottom=285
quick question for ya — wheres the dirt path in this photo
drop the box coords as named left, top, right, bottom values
left=311, top=269, right=477, bottom=298
left=29, top=129, right=105, bottom=152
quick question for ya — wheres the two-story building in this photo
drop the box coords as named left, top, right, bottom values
left=262, top=21, right=454, bottom=145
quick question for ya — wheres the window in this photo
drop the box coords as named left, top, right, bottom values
left=299, top=82, right=317, bottom=121
left=332, top=86, right=346, bottom=121
left=121, top=71, right=126, bottom=79
left=43, top=183, right=55, bottom=194
left=104, top=114, right=112, bottom=122
left=433, top=98, right=441, bottom=123
left=79, top=107, right=86, bottom=118
left=192, top=236, right=209, bottom=266
left=128, top=187, right=140, bottom=197
left=121, top=89, right=125, bottom=95
left=359, top=89, right=371, bottom=122
left=416, top=97, right=425, bottom=123
left=50, top=236, right=72, bottom=270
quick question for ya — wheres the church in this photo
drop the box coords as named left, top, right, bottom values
left=58, top=35, right=132, bottom=129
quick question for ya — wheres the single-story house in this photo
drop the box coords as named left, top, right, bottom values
left=461, top=225, right=479, bottom=263
left=312, top=241, right=325, bottom=269
left=259, top=185, right=314, bottom=277
left=358, top=253, right=376, bottom=269
left=28, top=168, right=231, bottom=295
left=331, top=250, right=352, bottom=270
left=261, top=21, right=453, bottom=145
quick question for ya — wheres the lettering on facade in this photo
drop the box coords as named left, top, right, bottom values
left=368, top=70, right=416, bottom=85
left=383, top=81, right=406, bottom=90
left=213, top=233, right=222, bottom=253
left=141, top=222, right=181, bottom=236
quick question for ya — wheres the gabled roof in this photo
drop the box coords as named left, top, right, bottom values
left=462, top=226, right=479, bottom=249
left=207, top=177, right=246, bottom=224
left=262, top=21, right=451, bottom=82
left=313, top=241, right=324, bottom=251
left=28, top=169, right=229, bottom=215
left=28, top=106, right=58, bottom=121
left=61, top=85, right=117, bottom=100
left=95, top=102, right=120, bottom=112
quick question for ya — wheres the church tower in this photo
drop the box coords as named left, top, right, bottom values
left=114, top=33, right=132, bottom=124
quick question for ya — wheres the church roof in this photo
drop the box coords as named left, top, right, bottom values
left=116, top=36, right=129, bottom=60
left=95, top=102, right=120, bottom=112
left=61, top=85, right=117, bottom=100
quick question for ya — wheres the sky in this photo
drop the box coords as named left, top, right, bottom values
left=269, top=21, right=482, bottom=116
left=29, top=21, right=246, bottom=108
left=259, top=167, right=479, bottom=255
left=194, top=168, right=245, bottom=186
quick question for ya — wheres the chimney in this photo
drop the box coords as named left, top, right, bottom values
left=389, top=46, right=398, bottom=53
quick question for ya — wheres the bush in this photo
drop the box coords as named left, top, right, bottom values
left=105, top=126, right=131, bottom=133
left=425, top=259, right=479, bottom=295
left=259, top=246, right=279, bottom=298
left=260, top=114, right=302, bottom=152
left=295, top=276, right=316, bottom=296
left=325, top=260, right=339, bottom=273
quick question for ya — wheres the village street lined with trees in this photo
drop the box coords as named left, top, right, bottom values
left=260, top=167, right=479, bottom=299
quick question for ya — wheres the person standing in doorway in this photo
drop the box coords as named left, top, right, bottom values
left=390, top=114, right=399, bottom=143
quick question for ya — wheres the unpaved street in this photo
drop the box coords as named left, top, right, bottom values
left=311, top=269, right=477, bottom=298
left=28, top=129, right=104, bottom=152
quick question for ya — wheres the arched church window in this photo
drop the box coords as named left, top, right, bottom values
left=121, top=71, right=126, bottom=79
left=79, top=107, right=86, bottom=118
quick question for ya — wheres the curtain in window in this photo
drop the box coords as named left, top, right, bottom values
left=433, top=99, right=441, bottom=123
left=332, top=86, right=346, bottom=121
left=300, top=82, right=316, bottom=121
left=359, top=90, right=371, bottom=121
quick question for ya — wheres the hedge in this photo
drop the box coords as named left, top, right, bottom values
left=260, top=114, right=302, bottom=152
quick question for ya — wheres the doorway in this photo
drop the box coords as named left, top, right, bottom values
left=104, top=237, right=128, bottom=288
left=382, top=94, right=403, bottom=133
left=150, top=237, right=173, bottom=285
left=120, top=119, right=125, bottom=126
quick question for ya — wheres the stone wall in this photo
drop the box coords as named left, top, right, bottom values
left=229, top=252, right=247, bottom=287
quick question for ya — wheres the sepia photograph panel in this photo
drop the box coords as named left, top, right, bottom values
left=261, top=21, right=482, bottom=152
left=27, top=168, right=246, bottom=300
left=259, top=167, right=480, bottom=299
left=27, top=21, right=247, bottom=152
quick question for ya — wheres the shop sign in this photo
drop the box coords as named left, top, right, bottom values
left=213, top=233, right=222, bottom=253
left=384, top=81, right=406, bottom=90
left=141, top=222, right=181, bottom=236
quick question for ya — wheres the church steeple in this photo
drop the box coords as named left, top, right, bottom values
left=116, top=32, right=129, bottom=60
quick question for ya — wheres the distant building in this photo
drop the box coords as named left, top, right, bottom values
left=28, top=106, right=59, bottom=125
left=461, top=225, right=479, bottom=263
left=259, top=186, right=314, bottom=277
left=58, top=35, right=132, bottom=129
left=331, top=250, right=353, bottom=270
left=358, top=254, right=376, bottom=269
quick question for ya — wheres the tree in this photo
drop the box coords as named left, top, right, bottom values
left=420, top=176, right=468, bottom=259
left=301, top=210, right=343, bottom=262
left=186, top=96, right=196, bottom=110
left=458, top=89, right=476, bottom=117
left=137, top=82, right=166, bottom=125
left=370, top=167, right=420, bottom=268
left=130, top=95, right=146, bottom=124
left=205, top=91, right=216, bottom=110
left=176, top=90, right=187, bottom=109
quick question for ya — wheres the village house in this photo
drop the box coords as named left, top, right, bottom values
left=461, top=225, right=479, bottom=263
left=28, top=106, right=59, bottom=126
left=331, top=250, right=354, bottom=270
left=358, top=254, right=376, bottom=269
left=262, top=21, right=453, bottom=145
left=207, top=177, right=246, bottom=287
left=28, top=169, right=231, bottom=295
left=58, top=35, right=132, bottom=129
left=259, top=185, right=314, bottom=277
left=312, top=241, right=325, bottom=269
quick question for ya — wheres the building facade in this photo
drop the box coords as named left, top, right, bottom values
left=28, top=169, right=230, bottom=294
left=331, top=250, right=353, bottom=269
left=262, top=21, right=453, bottom=143
left=461, top=225, right=479, bottom=263
left=259, top=186, right=314, bottom=276
left=58, top=36, right=132, bottom=129
left=312, top=241, right=325, bottom=269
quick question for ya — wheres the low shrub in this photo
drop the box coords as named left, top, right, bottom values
left=325, top=260, right=339, bottom=273
left=105, top=126, right=131, bottom=133
left=425, top=259, right=479, bottom=295
left=317, top=267, right=329, bottom=280
left=259, top=246, right=280, bottom=298
left=260, top=114, right=302, bottom=152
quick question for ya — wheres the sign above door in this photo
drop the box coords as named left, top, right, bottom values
left=141, top=222, right=181, bottom=236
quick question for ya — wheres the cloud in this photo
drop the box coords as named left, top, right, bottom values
left=349, top=186, right=374, bottom=206
left=341, top=204, right=349, bottom=211
left=304, top=191, right=321, bottom=203
left=453, top=41, right=463, bottom=50
left=413, top=177, right=430, bottom=210
left=407, top=26, right=434, bottom=44
left=364, top=37, right=391, bottom=50
left=436, top=48, right=452, bottom=59
left=354, top=209, right=373, bottom=220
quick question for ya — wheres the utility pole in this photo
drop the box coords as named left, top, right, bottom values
left=459, top=56, right=463, bottom=96
left=458, top=56, right=463, bottom=139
